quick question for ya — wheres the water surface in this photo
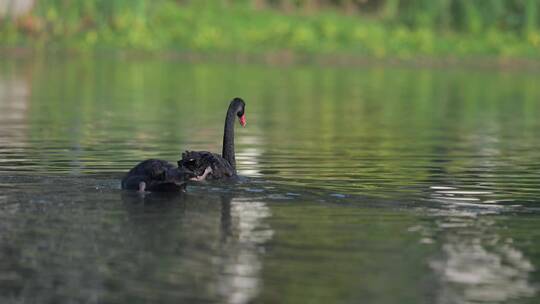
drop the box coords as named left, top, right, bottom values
left=0, top=56, right=539, bottom=304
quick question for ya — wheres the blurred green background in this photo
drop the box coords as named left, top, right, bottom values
left=1, top=0, right=539, bottom=59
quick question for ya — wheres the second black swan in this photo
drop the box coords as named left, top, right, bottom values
left=121, top=159, right=212, bottom=192
left=178, top=97, right=246, bottom=180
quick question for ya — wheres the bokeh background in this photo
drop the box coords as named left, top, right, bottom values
left=1, top=0, right=539, bottom=60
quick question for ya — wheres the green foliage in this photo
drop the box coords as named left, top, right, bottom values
left=0, top=0, right=539, bottom=58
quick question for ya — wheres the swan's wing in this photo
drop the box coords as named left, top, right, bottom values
left=178, top=151, right=238, bottom=179
left=206, top=153, right=234, bottom=177
left=122, top=159, right=172, bottom=190
left=149, top=163, right=167, bottom=180
left=178, top=151, right=212, bottom=174
left=140, top=159, right=173, bottom=180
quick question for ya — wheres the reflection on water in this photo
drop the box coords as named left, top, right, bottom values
left=420, top=140, right=538, bottom=303
left=0, top=57, right=540, bottom=303
left=427, top=210, right=536, bottom=304
left=0, top=183, right=273, bottom=304
left=216, top=197, right=273, bottom=304
left=0, top=71, right=29, bottom=152
left=237, top=135, right=264, bottom=177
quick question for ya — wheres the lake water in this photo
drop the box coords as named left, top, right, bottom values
left=0, top=56, right=539, bottom=304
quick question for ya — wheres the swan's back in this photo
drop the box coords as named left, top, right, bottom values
left=122, top=159, right=186, bottom=191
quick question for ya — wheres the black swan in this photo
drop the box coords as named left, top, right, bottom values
left=121, top=159, right=212, bottom=192
left=178, top=97, right=246, bottom=180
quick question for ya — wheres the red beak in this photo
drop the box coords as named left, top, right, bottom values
left=239, top=114, right=246, bottom=127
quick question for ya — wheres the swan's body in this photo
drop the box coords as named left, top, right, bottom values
left=178, top=98, right=246, bottom=180
left=179, top=151, right=235, bottom=180
left=121, top=159, right=211, bottom=192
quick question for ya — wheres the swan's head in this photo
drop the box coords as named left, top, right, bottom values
left=231, top=97, right=246, bottom=127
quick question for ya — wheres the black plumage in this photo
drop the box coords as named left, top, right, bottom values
left=121, top=159, right=195, bottom=192
left=178, top=97, right=246, bottom=180
left=179, top=151, right=235, bottom=180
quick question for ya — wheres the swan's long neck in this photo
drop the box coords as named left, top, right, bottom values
left=222, top=107, right=237, bottom=171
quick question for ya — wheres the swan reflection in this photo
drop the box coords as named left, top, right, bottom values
left=122, top=191, right=273, bottom=304
left=215, top=196, right=273, bottom=304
